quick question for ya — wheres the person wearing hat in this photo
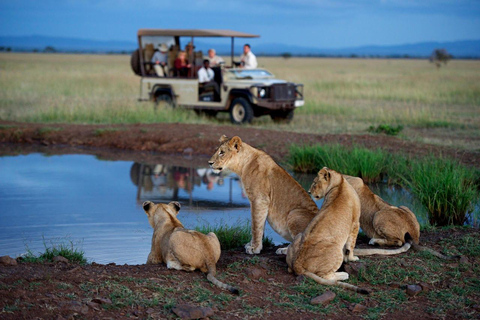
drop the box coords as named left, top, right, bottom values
left=151, top=43, right=169, bottom=77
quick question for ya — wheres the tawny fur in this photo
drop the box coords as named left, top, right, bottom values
left=209, top=135, right=319, bottom=255
left=345, top=175, right=457, bottom=259
left=143, top=201, right=239, bottom=294
left=286, top=168, right=369, bottom=294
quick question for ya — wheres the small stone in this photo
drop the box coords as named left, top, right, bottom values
left=87, top=301, right=100, bottom=310
left=418, top=282, right=433, bottom=292
left=53, top=256, right=69, bottom=263
left=406, top=284, right=422, bottom=296
left=245, top=267, right=264, bottom=280
left=310, top=291, right=336, bottom=305
left=343, top=262, right=366, bottom=276
left=0, top=255, right=18, bottom=266
left=92, top=297, right=112, bottom=305
left=459, top=256, right=469, bottom=264
left=349, top=303, right=367, bottom=313
left=172, top=304, right=214, bottom=319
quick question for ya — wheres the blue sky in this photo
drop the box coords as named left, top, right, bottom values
left=1, top=0, right=479, bottom=48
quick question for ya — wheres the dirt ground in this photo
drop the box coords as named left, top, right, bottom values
left=0, top=120, right=479, bottom=319
left=0, top=120, right=479, bottom=168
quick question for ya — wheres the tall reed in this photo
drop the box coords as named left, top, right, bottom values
left=399, top=157, right=479, bottom=226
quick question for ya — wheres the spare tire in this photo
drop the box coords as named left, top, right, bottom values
left=130, top=49, right=141, bottom=76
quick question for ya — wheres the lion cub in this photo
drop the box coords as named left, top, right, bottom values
left=209, top=135, right=319, bottom=255
left=143, top=200, right=239, bottom=294
left=286, top=168, right=369, bottom=294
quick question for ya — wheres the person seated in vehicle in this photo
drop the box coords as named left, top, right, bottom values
left=151, top=43, right=169, bottom=77
left=207, top=48, right=224, bottom=67
left=174, top=51, right=191, bottom=77
left=239, top=43, right=257, bottom=69
left=198, top=59, right=220, bottom=101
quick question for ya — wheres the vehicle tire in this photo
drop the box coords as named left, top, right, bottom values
left=130, top=49, right=141, bottom=76
left=154, top=93, right=175, bottom=109
left=229, top=97, right=254, bottom=124
left=270, top=109, right=294, bottom=123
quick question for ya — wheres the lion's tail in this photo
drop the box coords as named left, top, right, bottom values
left=304, top=272, right=370, bottom=295
left=353, top=233, right=413, bottom=256
left=206, top=272, right=239, bottom=295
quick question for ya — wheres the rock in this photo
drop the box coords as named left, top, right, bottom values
left=245, top=267, right=264, bottom=280
left=343, top=261, right=366, bottom=276
left=349, top=303, right=367, bottom=313
left=87, top=301, right=101, bottom=310
left=296, top=275, right=306, bottom=283
left=53, top=256, right=69, bottom=263
left=64, top=301, right=89, bottom=314
left=418, top=282, right=433, bottom=293
left=459, top=256, right=469, bottom=264
left=310, top=291, right=336, bottom=305
left=92, top=297, right=112, bottom=305
left=0, top=255, right=18, bottom=266
left=172, top=304, right=214, bottom=319
left=406, top=284, right=422, bottom=296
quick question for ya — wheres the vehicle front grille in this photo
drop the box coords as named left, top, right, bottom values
left=272, top=84, right=296, bottom=101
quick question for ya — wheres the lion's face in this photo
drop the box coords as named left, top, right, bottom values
left=143, top=201, right=181, bottom=228
left=308, top=167, right=331, bottom=200
left=208, top=135, right=242, bottom=173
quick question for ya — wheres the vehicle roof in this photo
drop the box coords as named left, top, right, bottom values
left=137, top=29, right=260, bottom=38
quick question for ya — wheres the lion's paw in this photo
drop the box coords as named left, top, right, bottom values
left=275, top=247, right=288, bottom=255
left=245, top=242, right=262, bottom=255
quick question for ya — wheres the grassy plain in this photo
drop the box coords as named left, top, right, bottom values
left=1, top=52, right=479, bottom=150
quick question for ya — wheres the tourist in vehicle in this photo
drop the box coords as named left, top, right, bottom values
left=151, top=43, right=169, bottom=77
left=174, top=51, right=191, bottom=77
left=198, top=59, right=220, bottom=101
left=185, top=42, right=195, bottom=66
left=240, top=44, right=257, bottom=69
left=208, top=48, right=224, bottom=67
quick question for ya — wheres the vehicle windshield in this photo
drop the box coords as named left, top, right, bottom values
left=226, top=69, right=274, bottom=80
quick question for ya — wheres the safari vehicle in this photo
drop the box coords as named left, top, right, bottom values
left=130, top=29, right=304, bottom=124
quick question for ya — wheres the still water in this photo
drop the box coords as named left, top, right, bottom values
left=0, top=152, right=463, bottom=265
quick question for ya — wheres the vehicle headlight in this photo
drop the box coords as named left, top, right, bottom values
left=259, top=88, right=266, bottom=98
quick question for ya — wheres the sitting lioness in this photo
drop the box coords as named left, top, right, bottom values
left=344, top=175, right=456, bottom=259
left=209, top=135, right=319, bottom=254
left=286, top=168, right=369, bottom=294
left=143, top=200, right=239, bottom=294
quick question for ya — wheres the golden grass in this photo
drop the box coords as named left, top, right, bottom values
left=1, top=53, right=479, bottom=149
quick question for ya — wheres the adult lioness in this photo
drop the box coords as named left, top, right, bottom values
left=209, top=135, right=319, bottom=254
left=143, top=200, right=239, bottom=294
left=286, top=168, right=369, bottom=294
left=345, top=175, right=456, bottom=259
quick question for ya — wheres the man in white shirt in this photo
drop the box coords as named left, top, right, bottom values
left=198, top=59, right=220, bottom=101
left=240, top=44, right=257, bottom=69
left=151, top=43, right=169, bottom=77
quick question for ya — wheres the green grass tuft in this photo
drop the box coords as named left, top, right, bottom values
left=21, top=238, right=87, bottom=264
left=195, top=221, right=273, bottom=251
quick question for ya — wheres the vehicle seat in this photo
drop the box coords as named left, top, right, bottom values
left=144, top=43, right=155, bottom=75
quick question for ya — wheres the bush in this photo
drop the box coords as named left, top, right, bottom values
left=368, top=124, right=404, bottom=136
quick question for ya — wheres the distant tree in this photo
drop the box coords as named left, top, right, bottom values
left=429, top=48, right=452, bottom=68
left=44, top=46, right=56, bottom=53
left=281, top=52, right=292, bottom=59
left=6, top=47, right=11, bottom=52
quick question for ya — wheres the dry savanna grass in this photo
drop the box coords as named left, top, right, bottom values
left=1, top=52, right=479, bottom=150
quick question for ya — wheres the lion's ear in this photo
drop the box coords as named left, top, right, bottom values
left=169, top=201, right=181, bottom=214
left=320, top=167, right=330, bottom=181
left=229, top=136, right=243, bottom=151
left=219, top=135, right=229, bottom=143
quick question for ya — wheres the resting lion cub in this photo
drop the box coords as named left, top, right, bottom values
left=143, top=200, right=239, bottom=294
left=209, top=135, right=319, bottom=255
left=286, top=168, right=369, bottom=294
left=345, top=175, right=456, bottom=259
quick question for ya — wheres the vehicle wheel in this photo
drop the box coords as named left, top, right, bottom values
left=270, top=109, right=294, bottom=123
left=154, top=93, right=174, bottom=109
left=230, top=97, right=254, bottom=124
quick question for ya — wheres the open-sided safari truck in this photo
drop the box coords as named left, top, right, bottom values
left=131, top=29, right=304, bottom=124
